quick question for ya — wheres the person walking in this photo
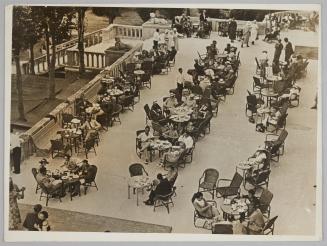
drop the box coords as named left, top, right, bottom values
left=241, top=22, right=251, bottom=48
left=284, top=37, right=294, bottom=63
left=9, top=177, right=25, bottom=230
left=173, top=28, right=179, bottom=51
left=10, top=129, right=22, bottom=174
left=228, top=18, right=237, bottom=43
left=250, top=20, right=259, bottom=45
left=153, top=28, right=160, bottom=50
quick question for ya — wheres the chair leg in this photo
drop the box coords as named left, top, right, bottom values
left=93, top=181, right=98, bottom=190
left=46, top=194, right=49, bottom=206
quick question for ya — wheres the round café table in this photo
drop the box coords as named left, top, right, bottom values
left=220, top=198, right=249, bottom=220
left=150, top=139, right=172, bottom=158
left=127, top=175, right=152, bottom=206
left=71, top=118, right=81, bottom=128
left=236, top=161, right=256, bottom=187
left=107, top=88, right=124, bottom=103
left=61, top=129, right=82, bottom=153
left=260, top=88, right=278, bottom=107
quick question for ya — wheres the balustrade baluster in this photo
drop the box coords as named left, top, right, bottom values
left=91, top=54, right=94, bottom=67
left=96, top=54, right=99, bottom=68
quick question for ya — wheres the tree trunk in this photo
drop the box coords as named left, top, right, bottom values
left=48, top=28, right=56, bottom=100
left=45, top=26, right=51, bottom=69
left=78, top=9, right=85, bottom=75
left=13, top=50, right=26, bottom=121
left=29, top=42, right=35, bottom=75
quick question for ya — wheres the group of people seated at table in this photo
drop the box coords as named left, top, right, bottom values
left=173, top=13, right=193, bottom=38
left=192, top=190, right=266, bottom=234
left=35, top=157, right=97, bottom=197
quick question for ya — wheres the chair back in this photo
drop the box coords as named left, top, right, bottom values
left=50, top=139, right=64, bottom=151
left=247, top=95, right=257, bottom=107
left=126, top=63, right=135, bottom=73
left=62, top=113, right=74, bottom=125
left=255, top=57, right=261, bottom=69
left=85, top=138, right=96, bottom=150
left=203, top=168, right=219, bottom=186
left=230, top=172, right=243, bottom=188
left=156, top=186, right=176, bottom=201
left=144, top=104, right=152, bottom=120
left=32, top=168, right=38, bottom=178
left=152, top=121, right=162, bottom=135
left=212, top=223, right=233, bottom=234
left=262, top=216, right=278, bottom=233
left=256, top=170, right=271, bottom=184
left=141, top=61, right=153, bottom=72
left=259, top=189, right=274, bottom=211
left=279, top=101, right=289, bottom=115
left=253, top=76, right=262, bottom=87
left=203, top=87, right=212, bottom=99
left=86, top=165, right=98, bottom=183
left=129, top=163, right=147, bottom=177
left=277, top=113, right=288, bottom=128
left=278, top=129, right=288, bottom=143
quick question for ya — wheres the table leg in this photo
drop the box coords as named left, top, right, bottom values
left=128, top=185, right=130, bottom=199
left=136, top=188, right=139, bottom=206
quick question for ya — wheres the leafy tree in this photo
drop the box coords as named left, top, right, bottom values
left=92, top=7, right=121, bottom=24
left=41, top=6, right=75, bottom=99
left=12, top=6, right=30, bottom=121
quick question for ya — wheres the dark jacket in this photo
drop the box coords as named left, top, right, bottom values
left=23, top=212, right=42, bottom=231
left=285, top=42, right=294, bottom=61
left=154, top=178, right=172, bottom=196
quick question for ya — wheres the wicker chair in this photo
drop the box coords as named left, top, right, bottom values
left=198, top=168, right=219, bottom=199
left=216, top=172, right=243, bottom=198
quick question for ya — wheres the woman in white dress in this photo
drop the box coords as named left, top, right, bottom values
left=250, top=20, right=259, bottom=45
left=168, top=30, right=174, bottom=51
left=173, top=28, right=179, bottom=51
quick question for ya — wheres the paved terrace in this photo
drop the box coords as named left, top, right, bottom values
left=12, top=29, right=318, bottom=235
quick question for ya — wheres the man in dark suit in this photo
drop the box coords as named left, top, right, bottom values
left=284, top=37, right=294, bottom=63
left=144, top=173, right=172, bottom=205
left=228, top=18, right=237, bottom=43
left=22, top=204, right=43, bottom=231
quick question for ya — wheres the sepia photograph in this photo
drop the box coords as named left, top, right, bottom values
left=4, top=2, right=322, bottom=241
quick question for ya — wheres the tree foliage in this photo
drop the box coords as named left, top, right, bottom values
left=91, top=7, right=121, bottom=24
left=136, top=8, right=185, bottom=22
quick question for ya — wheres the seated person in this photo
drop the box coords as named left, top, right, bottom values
left=150, top=100, right=166, bottom=123
left=183, top=94, right=197, bottom=108
left=199, top=75, right=211, bottom=92
left=241, top=208, right=265, bottom=235
left=97, top=82, right=108, bottom=96
left=39, top=158, right=49, bottom=170
left=192, top=192, right=221, bottom=221
left=62, top=154, right=79, bottom=171
left=247, top=146, right=268, bottom=172
left=137, top=126, right=154, bottom=164
left=263, top=27, right=280, bottom=42
left=162, top=124, right=179, bottom=142
left=78, top=160, right=97, bottom=184
left=279, top=84, right=301, bottom=100
left=194, top=59, right=205, bottom=76
left=165, top=166, right=178, bottom=186
left=75, top=93, right=92, bottom=116
left=80, top=116, right=100, bottom=141
left=224, top=69, right=236, bottom=87
left=242, top=189, right=260, bottom=215
left=144, top=173, right=172, bottom=205
left=262, top=106, right=282, bottom=127
left=160, top=141, right=186, bottom=164
left=178, top=131, right=194, bottom=151
left=22, top=204, right=43, bottom=231
left=163, top=93, right=178, bottom=114
left=35, top=166, right=62, bottom=193
left=224, top=43, right=231, bottom=54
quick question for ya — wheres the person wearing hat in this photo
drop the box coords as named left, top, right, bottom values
left=39, top=159, right=49, bottom=169
left=163, top=92, right=178, bottom=114
left=228, top=17, right=237, bottom=43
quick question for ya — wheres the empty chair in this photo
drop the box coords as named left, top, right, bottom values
left=61, top=113, right=74, bottom=127
left=129, top=163, right=148, bottom=177
left=262, top=216, right=278, bottom=235
left=32, top=168, right=41, bottom=194
left=50, top=139, right=72, bottom=159
left=216, top=172, right=243, bottom=198
left=198, top=168, right=219, bottom=199
left=245, top=94, right=261, bottom=117
left=77, top=138, right=97, bottom=159
left=258, top=189, right=274, bottom=218
left=211, top=223, right=234, bottom=234
left=265, top=129, right=288, bottom=157
left=121, top=95, right=135, bottom=112
left=140, top=72, right=152, bottom=89
left=144, top=104, right=152, bottom=124
left=111, top=104, right=122, bottom=126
